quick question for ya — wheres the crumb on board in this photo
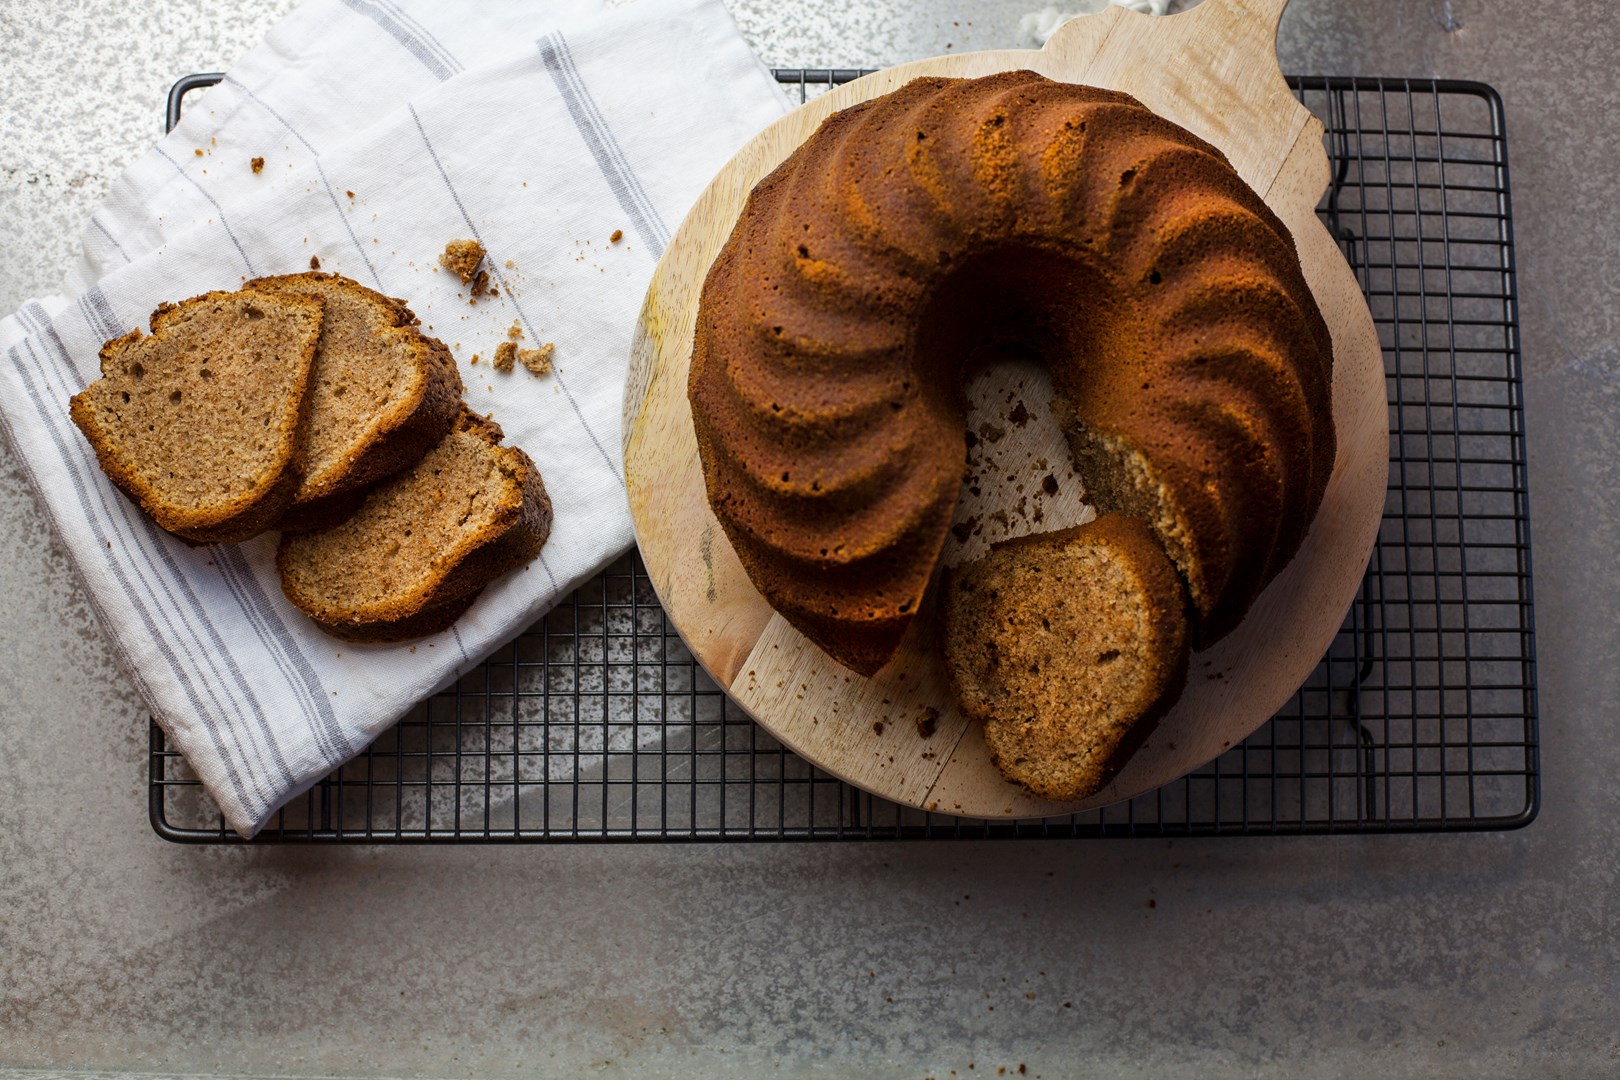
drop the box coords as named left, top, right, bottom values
left=609, top=229, right=624, bottom=244
left=345, top=189, right=356, bottom=199
left=193, top=149, right=204, bottom=157
left=517, top=344, right=553, bottom=376
left=309, top=255, right=321, bottom=270
left=916, top=707, right=939, bottom=739
left=250, top=156, right=265, bottom=174
left=492, top=341, right=517, bottom=372
left=507, top=322, right=524, bottom=340
left=470, top=353, right=480, bottom=366
left=439, top=239, right=486, bottom=284
left=471, top=268, right=491, bottom=298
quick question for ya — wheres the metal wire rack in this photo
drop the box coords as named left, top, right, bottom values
left=149, top=70, right=1537, bottom=841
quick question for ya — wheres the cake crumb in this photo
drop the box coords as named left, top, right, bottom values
left=345, top=189, right=355, bottom=198
left=979, top=422, right=1006, bottom=443
left=507, top=322, right=524, bottom=340
left=471, top=268, right=491, bottom=297
left=916, top=707, right=939, bottom=739
left=872, top=721, right=885, bottom=735
left=439, top=238, right=486, bottom=284
left=470, top=354, right=480, bottom=366
left=250, top=156, right=265, bottom=174
left=609, top=228, right=624, bottom=243
left=492, top=341, right=517, bottom=372
left=1009, top=400, right=1030, bottom=426
left=193, top=148, right=204, bottom=157
left=309, top=255, right=321, bottom=270
left=1042, top=474, right=1059, bottom=496
left=517, top=343, right=554, bottom=376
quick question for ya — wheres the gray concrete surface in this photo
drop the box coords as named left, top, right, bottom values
left=1, top=0, right=1616, bottom=1075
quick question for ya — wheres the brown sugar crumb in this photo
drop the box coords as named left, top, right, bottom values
left=439, top=238, right=486, bottom=284
left=517, top=344, right=554, bottom=377
left=193, top=149, right=204, bottom=157
left=872, top=721, right=884, bottom=735
left=250, top=156, right=265, bottom=174
left=345, top=189, right=355, bottom=199
left=308, top=255, right=321, bottom=270
left=470, top=354, right=480, bottom=366
left=507, top=322, right=524, bottom=340
left=1009, top=400, right=1030, bottom=426
left=492, top=341, right=517, bottom=372
left=1042, top=474, right=1059, bottom=497
left=916, top=707, right=939, bottom=739
left=609, top=229, right=624, bottom=244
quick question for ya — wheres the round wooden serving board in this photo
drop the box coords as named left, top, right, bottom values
left=623, top=0, right=1388, bottom=818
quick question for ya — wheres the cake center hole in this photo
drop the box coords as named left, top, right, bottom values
left=943, top=347, right=1095, bottom=570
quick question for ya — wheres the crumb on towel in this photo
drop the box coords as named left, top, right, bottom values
left=439, top=238, right=485, bottom=284
left=517, top=344, right=554, bottom=376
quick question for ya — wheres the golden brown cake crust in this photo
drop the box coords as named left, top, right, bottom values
left=69, top=289, right=323, bottom=544
left=689, top=71, right=1335, bottom=675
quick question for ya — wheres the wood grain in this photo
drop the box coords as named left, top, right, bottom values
left=623, top=0, right=1388, bottom=818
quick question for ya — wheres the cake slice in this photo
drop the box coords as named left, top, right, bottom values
left=277, top=408, right=551, bottom=642
left=68, top=289, right=323, bottom=543
left=244, top=273, right=463, bottom=529
left=942, top=514, right=1191, bottom=802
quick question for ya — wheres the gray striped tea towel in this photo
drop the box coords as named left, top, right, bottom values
left=0, top=0, right=790, bottom=837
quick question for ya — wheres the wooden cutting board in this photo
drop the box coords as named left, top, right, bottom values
left=622, top=0, right=1388, bottom=819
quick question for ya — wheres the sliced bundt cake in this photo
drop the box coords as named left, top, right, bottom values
left=277, top=408, right=551, bottom=642
left=943, top=514, right=1190, bottom=802
left=69, top=289, right=322, bottom=543
left=244, top=273, right=462, bottom=530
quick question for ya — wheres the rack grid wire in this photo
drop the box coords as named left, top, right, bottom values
left=149, top=70, right=1538, bottom=842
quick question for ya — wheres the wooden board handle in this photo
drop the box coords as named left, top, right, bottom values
left=1046, top=0, right=1291, bottom=62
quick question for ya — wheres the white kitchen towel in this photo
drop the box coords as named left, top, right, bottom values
left=67, top=0, right=619, bottom=300
left=1, top=0, right=734, bottom=347
left=0, top=0, right=790, bottom=837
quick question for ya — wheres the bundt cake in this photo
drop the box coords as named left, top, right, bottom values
left=943, top=514, right=1190, bottom=801
left=689, top=70, right=1335, bottom=677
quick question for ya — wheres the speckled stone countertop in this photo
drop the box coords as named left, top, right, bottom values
left=2, top=1, right=1617, bottom=1076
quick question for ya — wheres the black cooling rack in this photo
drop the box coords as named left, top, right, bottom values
left=148, top=71, right=1537, bottom=842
